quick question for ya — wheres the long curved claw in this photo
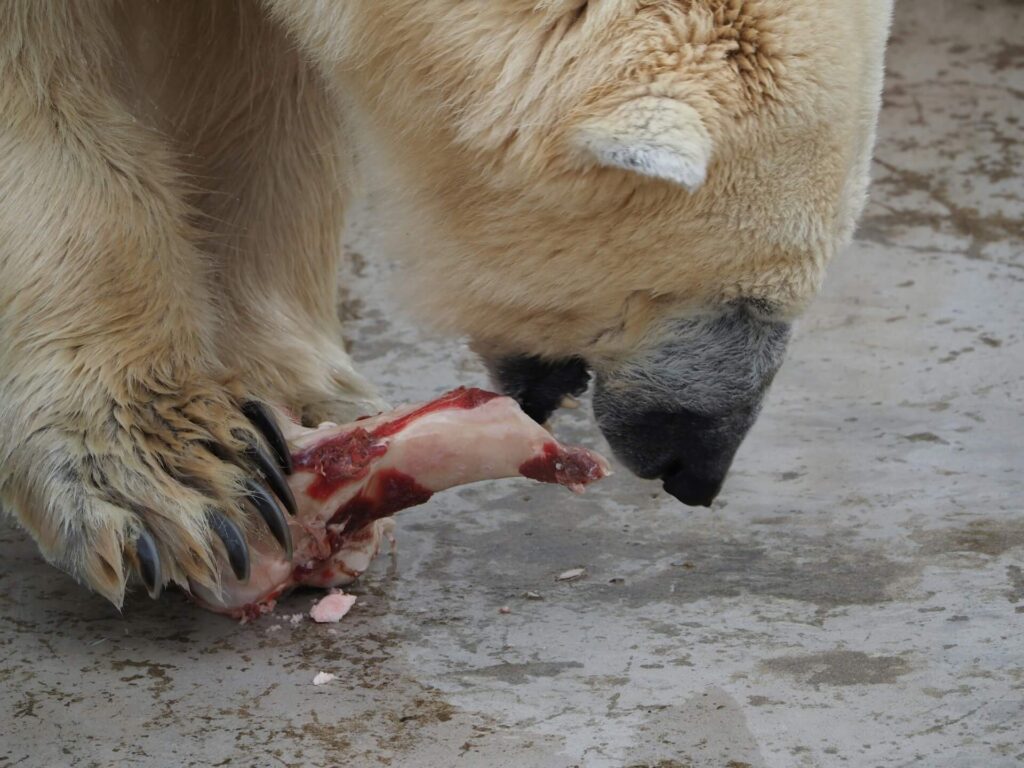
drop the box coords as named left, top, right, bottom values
left=204, top=437, right=297, bottom=517
left=208, top=511, right=250, bottom=582
left=135, top=528, right=162, bottom=599
left=244, top=440, right=297, bottom=516
left=242, top=401, right=293, bottom=475
left=245, top=478, right=293, bottom=559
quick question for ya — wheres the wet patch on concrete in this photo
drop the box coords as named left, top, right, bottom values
left=624, top=688, right=767, bottom=768
left=762, top=651, right=913, bottom=688
left=989, top=40, right=1024, bottom=72
left=864, top=161, right=1024, bottom=254
left=902, top=432, right=948, bottom=444
left=747, top=695, right=785, bottom=707
left=435, top=504, right=915, bottom=614
left=915, top=518, right=1024, bottom=557
left=454, top=661, right=584, bottom=685
left=1007, top=565, right=1024, bottom=603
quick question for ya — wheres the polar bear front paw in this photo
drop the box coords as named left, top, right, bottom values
left=3, top=376, right=297, bottom=607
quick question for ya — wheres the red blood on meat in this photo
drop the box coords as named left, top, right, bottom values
left=325, top=526, right=347, bottom=553
left=292, top=427, right=388, bottom=500
left=292, top=389, right=499, bottom=501
left=292, top=561, right=316, bottom=581
left=330, top=469, right=433, bottom=533
left=239, top=587, right=283, bottom=622
left=375, top=470, right=434, bottom=514
left=519, top=442, right=604, bottom=487
left=370, top=387, right=500, bottom=439
left=240, top=604, right=263, bottom=622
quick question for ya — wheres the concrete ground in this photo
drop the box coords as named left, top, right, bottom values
left=2, top=1, right=1022, bottom=766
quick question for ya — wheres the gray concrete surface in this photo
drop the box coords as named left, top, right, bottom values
left=2, top=1, right=1023, bottom=766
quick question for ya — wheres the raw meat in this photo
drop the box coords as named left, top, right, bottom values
left=309, top=591, right=357, bottom=623
left=191, top=387, right=609, bottom=620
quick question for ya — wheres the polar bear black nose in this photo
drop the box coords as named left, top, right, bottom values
left=585, top=301, right=791, bottom=506
left=594, top=404, right=760, bottom=508
left=661, top=466, right=724, bottom=508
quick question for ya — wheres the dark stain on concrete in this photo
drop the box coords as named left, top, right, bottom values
left=990, top=40, right=1024, bottom=72
left=440, top=501, right=914, bottom=613
left=108, top=659, right=176, bottom=696
left=762, top=651, right=912, bottom=687
left=456, top=661, right=584, bottom=684
left=861, top=159, right=1024, bottom=259
left=916, top=519, right=1024, bottom=557
left=747, top=695, right=784, bottom=707
left=902, top=432, right=948, bottom=444
left=1007, top=565, right=1024, bottom=603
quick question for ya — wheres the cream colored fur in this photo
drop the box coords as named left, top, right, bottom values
left=0, top=0, right=892, bottom=605
left=270, top=0, right=893, bottom=363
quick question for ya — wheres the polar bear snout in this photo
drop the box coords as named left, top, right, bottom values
left=591, top=302, right=792, bottom=505
left=482, top=303, right=791, bottom=505
left=595, top=402, right=761, bottom=507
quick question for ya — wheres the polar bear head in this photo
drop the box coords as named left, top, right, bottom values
left=274, top=0, right=894, bottom=505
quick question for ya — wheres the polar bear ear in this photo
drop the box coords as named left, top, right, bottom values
left=572, top=96, right=712, bottom=192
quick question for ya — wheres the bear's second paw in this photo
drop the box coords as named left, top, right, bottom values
left=5, top=378, right=298, bottom=607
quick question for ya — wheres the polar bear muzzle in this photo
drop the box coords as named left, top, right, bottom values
left=592, top=301, right=791, bottom=506
left=487, top=301, right=791, bottom=507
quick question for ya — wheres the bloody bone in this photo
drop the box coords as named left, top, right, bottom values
left=191, top=387, right=609, bottom=619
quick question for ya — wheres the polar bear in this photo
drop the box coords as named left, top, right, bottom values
left=0, top=0, right=893, bottom=605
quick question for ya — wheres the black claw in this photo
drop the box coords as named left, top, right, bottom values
left=208, top=511, right=250, bottom=582
left=242, top=401, right=292, bottom=475
left=244, top=440, right=297, bottom=516
left=203, top=440, right=233, bottom=464
left=245, top=478, right=293, bottom=559
left=135, top=529, right=162, bottom=599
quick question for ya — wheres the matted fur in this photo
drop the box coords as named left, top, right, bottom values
left=0, top=0, right=893, bottom=605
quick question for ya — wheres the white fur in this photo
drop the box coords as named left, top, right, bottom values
left=573, top=97, right=712, bottom=191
